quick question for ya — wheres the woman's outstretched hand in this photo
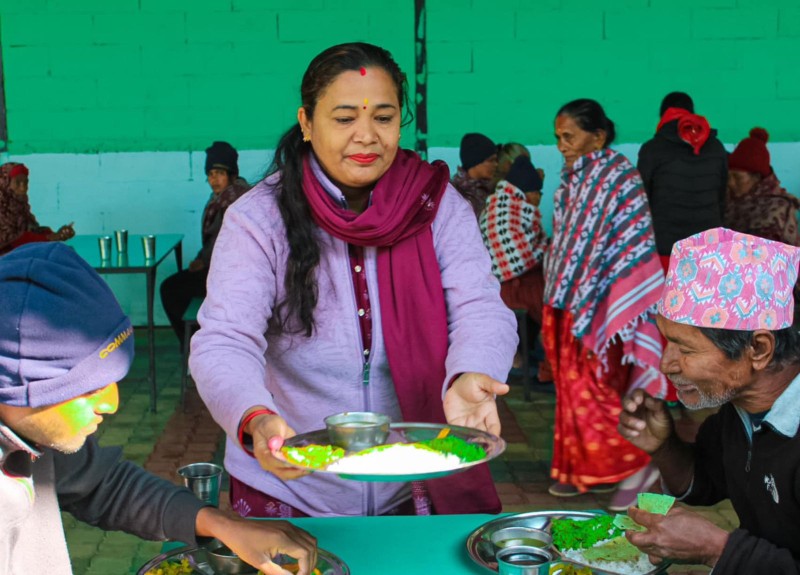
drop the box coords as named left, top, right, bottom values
left=443, top=372, right=509, bottom=436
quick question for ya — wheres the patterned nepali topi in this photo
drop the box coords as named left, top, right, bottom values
left=659, top=227, right=800, bottom=330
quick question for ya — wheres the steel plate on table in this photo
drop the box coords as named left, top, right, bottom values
left=466, top=510, right=670, bottom=575
left=281, top=422, right=506, bottom=482
left=137, top=545, right=349, bottom=575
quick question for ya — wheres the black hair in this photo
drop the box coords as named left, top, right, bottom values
left=698, top=324, right=800, bottom=370
left=267, top=42, right=410, bottom=337
left=556, top=98, right=616, bottom=147
left=659, top=91, right=694, bottom=116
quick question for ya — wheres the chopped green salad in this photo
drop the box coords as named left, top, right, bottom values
left=551, top=515, right=623, bottom=551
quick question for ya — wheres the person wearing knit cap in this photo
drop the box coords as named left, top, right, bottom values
left=724, top=127, right=800, bottom=248
left=451, top=132, right=498, bottom=218
left=0, top=162, right=75, bottom=255
left=637, top=92, right=728, bottom=259
left=618, top=228, right=800, bottom=574
left=159, top=142, right=251, bottom=344
left=0, top=243, right=317, bottom=575
left=491, top=142, right=532, bottom=190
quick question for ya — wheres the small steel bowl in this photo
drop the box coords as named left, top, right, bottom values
left=490, top=527, right=552, bottom=553
left=324, top=411, right=391, bottom=452
left=496, top=545, right=553, bottom=575
left=204, top=539, right=257, bottom=574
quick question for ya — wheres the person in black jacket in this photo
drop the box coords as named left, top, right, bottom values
left=637, top=92, right=728, bottom=262
left=617, top=228, right=800, bottom=575
left=0, top=243, right=317, bottom=575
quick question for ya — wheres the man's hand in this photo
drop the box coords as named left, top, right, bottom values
left=443, top=372, right=509, bottom=436
left=196, top=507, right=317, bottom=575
left=618, top=389, right=674, bottom=455
left=246, top=412, right=310, bottom=481
left=626, top=506, right=729, bottom=567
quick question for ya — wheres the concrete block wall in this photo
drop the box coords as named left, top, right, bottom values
left=0, top=0, right=415, bottom=153
left=426, top=0, right=800, bottom=147
left=2, top=0, right=800, bottom=323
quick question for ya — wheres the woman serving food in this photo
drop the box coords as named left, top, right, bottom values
left=190, top=42, right=517, bottom=518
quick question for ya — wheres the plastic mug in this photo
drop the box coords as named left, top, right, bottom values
left=98, top=236, right=112, bottom=260
left=142, top=235, right=156, bottom=260
left=177, top=462, right=223, bottom=507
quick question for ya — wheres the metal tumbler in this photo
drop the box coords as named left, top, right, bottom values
left=98, top=236, right=112, bottom=260
left=177, top=462, right=223, bottom=507
left=114, top=229, right=128, bottom=252
left=141, top=235, right=156, bottom=259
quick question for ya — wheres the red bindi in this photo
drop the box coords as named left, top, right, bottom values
left=360, top=67, right=366, bottom=76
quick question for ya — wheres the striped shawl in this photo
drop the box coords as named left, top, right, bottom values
left=544, top=149, right=667, bottom=395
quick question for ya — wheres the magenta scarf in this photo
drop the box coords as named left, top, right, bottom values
left=302, top=149, right=501, bottom=514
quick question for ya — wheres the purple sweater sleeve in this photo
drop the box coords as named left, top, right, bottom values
left=189, top=188, right=282, bottom=442
left=435, top=185, right=518, bottom=391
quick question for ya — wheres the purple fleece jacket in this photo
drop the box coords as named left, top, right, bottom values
left=190, top=160, right=517, bottom=517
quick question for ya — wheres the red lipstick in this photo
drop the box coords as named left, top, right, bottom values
left=349, top=154, right=379, bottom=164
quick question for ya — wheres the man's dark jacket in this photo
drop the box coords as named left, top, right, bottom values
left=637, top=120, right=728, bottom=255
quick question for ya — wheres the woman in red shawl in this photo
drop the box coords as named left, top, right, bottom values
left=0, top=162, right=75, bottom=254
left=544, top=99, right=667, bottom=511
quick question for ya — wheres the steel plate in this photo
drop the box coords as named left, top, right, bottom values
left=137, top=545, right=349, bottom=575
left=281, top=422, right=506, bottom=482
left=466, top=510, right=670, bottom=575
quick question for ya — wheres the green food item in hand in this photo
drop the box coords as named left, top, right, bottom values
left=551, top=515, right=624, bottom=551
left=418, top=436, right=486, bottom=462
left=638, top=492, right=676, bottom=515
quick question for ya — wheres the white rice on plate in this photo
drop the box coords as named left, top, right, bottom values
left=326, top=443, right=461, bottom=474
left=561, top=542, right=656, bottom=575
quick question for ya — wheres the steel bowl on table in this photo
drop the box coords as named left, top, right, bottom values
left=205, top=539, right=257, bottom=574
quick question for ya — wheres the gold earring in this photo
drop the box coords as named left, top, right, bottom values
left=303, top=133, right=311, bottom=142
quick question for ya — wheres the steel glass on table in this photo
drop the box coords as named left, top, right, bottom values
left=66, top=234, right=183, bottom=412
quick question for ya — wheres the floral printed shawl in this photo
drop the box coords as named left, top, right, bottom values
left=544, top=149, right=667, bottom=395
left=724, top=172, right=800, bottom=247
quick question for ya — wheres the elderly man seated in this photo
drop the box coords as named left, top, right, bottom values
left=618, top=227, right=800, bottom=574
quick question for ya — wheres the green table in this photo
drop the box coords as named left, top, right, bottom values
left=66, top=233, right=183, bottom=412
left=159, top=514, right=496, bottom=573
left=284, top=514, right=492, bottom=573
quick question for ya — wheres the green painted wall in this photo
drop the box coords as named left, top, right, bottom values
left=2, top=0, right=800, bottom=153
left=426, top=0, right=800, bottom=147
left=0, top=0, right=416, bottom=153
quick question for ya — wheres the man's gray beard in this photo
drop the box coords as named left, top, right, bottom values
left=676, top=381, right=735, bottom=411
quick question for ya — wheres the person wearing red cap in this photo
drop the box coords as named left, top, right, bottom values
left=724, top=127, right=800, bottom=247
left=0, top=163, right=75, bottom=255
